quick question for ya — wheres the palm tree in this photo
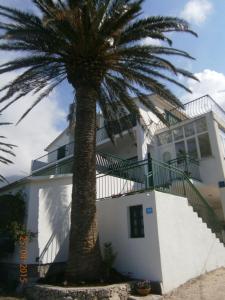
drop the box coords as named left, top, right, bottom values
left=0, top=120, right=16, bottom=182
left=0, top=0, right=197, bottom=282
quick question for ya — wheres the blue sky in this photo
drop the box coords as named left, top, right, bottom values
left=1, top=0, right=225, bottom=180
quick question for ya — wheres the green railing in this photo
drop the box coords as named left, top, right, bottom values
left=167, top=155, right=201, bottom=181
left=149, top=160, right=223, bottom=238
left=97, top=158, right=224, bottom=242
left=32, top=148, right=223, bottom=242
left=155, top=94, right=225, bottom=131
left=96, top=114, right=137, bottom=144
left=32, top=151, right=133, bottom=177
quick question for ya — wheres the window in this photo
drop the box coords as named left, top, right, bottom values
left=157, top=131, right=172, bottom=146
left=219, top=127, right=225, bottom=157
left=196, top=118, right=207, bottom=133
left=57, top=145, right=66, bottom=160
left=165, top=110, right=181, bottom=126
left=184, top=122, right=195, bottom=137
left=173, top=127, right=184, bottom=141
left=198, top=133, right=212, bottom=158
left=129, top=205, right=144, bottom=238
left=186, top=138, right=198, bottom=159
left=162, top=151, right=172, bottom=162
left=175, top=141, right=186, bottom=158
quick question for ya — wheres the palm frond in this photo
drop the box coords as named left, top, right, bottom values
left=0, top=0, right=197, bottom=135
left=0, top=120, right=16, bottom=182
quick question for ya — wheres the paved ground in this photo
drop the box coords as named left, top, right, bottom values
left=130, top=268, right=225, bottom=300
left=163, top=268, right=225, bottom=300
left=1, top=268, right=225, bottom=300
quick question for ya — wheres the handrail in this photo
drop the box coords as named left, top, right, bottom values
left=155, top=94, right=225, bottom=131
left=32, top=114, right=137, bottom=172
left=150, top=158, right=224, bottom=241
left=96, top=157, right=223, bottom=242
left=168, top=155, right=199, bottom=166
left=38, top=157, right=224, bottom=261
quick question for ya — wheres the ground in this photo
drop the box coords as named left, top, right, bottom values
left=163, top=268, right=225, bottom=300
left=1, top=268, right=225, bottom=299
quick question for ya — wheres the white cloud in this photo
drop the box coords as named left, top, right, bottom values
left=183, top=69, right=225, bottom=107
left=0, top=73, right=66, bottom=183
left=180, top=0, right=213, bottom=25
left=141, top=37, right=162, bottom=46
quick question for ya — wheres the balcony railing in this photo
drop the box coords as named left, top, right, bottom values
left=31, top=142, right=74, bottom=172
left=167, top=155, right=201, bottom=181
left=32, top=114, right=137, bottom=172
left=155, top=94, right=225, bottom=131
left=96, top=114, right=137, bottom=144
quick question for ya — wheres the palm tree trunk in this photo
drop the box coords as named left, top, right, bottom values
left=66, top=84, right=102, bottom=282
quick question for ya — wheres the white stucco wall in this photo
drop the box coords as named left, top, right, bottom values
left=45, top=129, right=70, bottom=153
left=155, top=191, right=225, bottom=292
left=98, top=191, right=225, bottom=293
left=36, top=175, right=72, bottom=264
left=1, top=178, right=225, bottom=293
left=97, top=192, right=163, bottom=282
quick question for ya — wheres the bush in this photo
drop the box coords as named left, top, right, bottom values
left=0, top=191, right=34, bottom=258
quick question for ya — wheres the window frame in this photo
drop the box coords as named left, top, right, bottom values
left=129, top=205, right=145, bottom=239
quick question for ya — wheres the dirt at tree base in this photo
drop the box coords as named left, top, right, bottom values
left=1, top=268, right=225, bottom=300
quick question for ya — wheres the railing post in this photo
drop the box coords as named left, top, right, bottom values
left=147, top=153, right=154, bottom=189
left=182, top=175, right=186, bottom=196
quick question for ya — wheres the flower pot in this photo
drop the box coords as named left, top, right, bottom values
left=136, top=288, right=151, bottom=296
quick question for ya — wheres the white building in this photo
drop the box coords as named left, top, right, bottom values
left=1, top=94, right=225, bottom=293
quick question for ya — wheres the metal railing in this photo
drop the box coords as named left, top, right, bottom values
left=149, top=159, right=223, bottom=241
left=96, top=113, right=137, bottom=144
left=31, top=142, right=74, bottom=172
left=37, top=157, right=224, bottom=262
left=155, top=94, right=225, bottom=131
left=32, top=115, right=137, bottom=172
left=97, top=158, right=223, bottom=241
left=167, top=155, right=200, bottom=181
left=32, top=151, right=133, bottom=177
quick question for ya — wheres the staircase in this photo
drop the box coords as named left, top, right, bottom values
left=97, top=156, right=224, bottom=243
left=38, top=156, right=224, bottom=265
left=96, top=151, right=145, bottom=183
left=147, top=159, right=224, bottom=243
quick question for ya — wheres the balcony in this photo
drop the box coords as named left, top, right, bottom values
left=32, top=114, right=137, bottom=173
left=96, top=114, right=137, bottom=144
left=155, top=94, right=225, bottom=131
left=31, top=142, right=74, bottom=173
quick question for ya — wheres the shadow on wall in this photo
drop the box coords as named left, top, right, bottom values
left=38, top=180, right=72, bottom=265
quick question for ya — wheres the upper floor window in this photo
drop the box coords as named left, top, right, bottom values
left=198, top=133, right=212, bottom=157
left=165, top=110, right=181, bottom=126
left=173, top=127, right=184, bottom=141
left=157, top=131, right=172, bottom=146
left=196, top=118, right=207, bottom=133
left=219, top=127, right=225, bottom=157
left=184, top=122, right=195, bottom=137
left=57, top=145, right=66, bottom=160
left=157, top=117, right=212, bottom=160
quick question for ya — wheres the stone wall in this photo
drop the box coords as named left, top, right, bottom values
left=25, top=283, right=130, bottom=300
left=0, top=262, right=66, bottom=283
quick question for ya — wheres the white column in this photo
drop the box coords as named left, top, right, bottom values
left=136, top=123, right=149, bottom=161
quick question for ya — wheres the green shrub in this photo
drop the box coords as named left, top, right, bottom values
left=0, top=191, right=34, bottom=258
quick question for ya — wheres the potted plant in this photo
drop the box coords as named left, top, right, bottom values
left=135, top=280, right=151, bottom=296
